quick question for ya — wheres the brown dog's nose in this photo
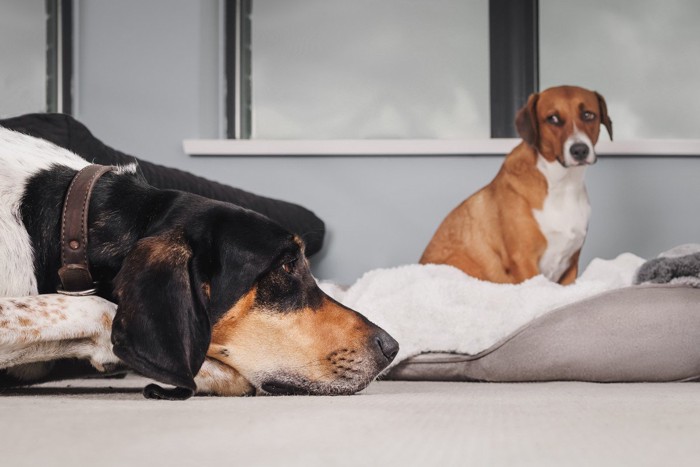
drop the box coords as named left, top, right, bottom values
left=570, top=143, right=590, bottom=161
left=374, top=330, right=400, bottom=363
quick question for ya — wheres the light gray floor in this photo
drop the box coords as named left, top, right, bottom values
left=1, top=376, right=699, bottom=467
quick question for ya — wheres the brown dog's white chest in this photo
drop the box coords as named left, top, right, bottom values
left=532, top=155, right=590, bottom=282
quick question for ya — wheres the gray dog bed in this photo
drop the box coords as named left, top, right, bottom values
left=385, top=245, right=700, bottom=383
left=387, top=283, right=700, bottom=383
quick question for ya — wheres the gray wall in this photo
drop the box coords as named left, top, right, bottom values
left=0, top=0, right=46, bottom=117
left=74, top=0, right=700, bottom=284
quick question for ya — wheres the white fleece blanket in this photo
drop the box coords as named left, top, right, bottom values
left=320, top=253, right=646, bottom=369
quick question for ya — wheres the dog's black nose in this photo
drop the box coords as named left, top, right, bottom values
left=375, top=331, right=400, bottom=363
left=570, top=143, right=590, bottom=161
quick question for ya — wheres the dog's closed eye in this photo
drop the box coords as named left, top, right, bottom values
left=281, top=260, right=297, bottom=275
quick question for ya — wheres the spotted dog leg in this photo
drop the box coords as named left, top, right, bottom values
left=0, top=294, right=119, bottom=384
left=0, top=294, right=255, bottom=395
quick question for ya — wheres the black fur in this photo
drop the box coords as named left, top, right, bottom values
left=20, top=164, right=307, bottom=399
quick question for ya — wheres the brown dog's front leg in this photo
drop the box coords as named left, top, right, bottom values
left=509, top=255, right=541, bottom=283
left=500, top=207, right=547, bottom=283
left=557, top=250, right=581, bottom=285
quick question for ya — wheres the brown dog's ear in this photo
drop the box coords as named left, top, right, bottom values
left=596, top=91, right=613, bottom=141
left=515, top=93, right=540, bottom=148
left=111, top=232, right=210, bottom=400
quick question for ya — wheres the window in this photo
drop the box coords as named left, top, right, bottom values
left=540, top=0, right=700, bottom=139
left=220, top=0, right=537, bottom=148
left=0, top=0, right=72, bottom=118
left=247, top=0, right=490, bottom=140
left=0, top=1, right=47, bottom=117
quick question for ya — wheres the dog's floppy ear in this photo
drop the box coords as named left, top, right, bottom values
left=515, top=92, right=540, bottom=148
left=110, top=210, right=280, bottom=400
left=189, top=206, right=293, bottom=323
left=111, top=231, right=210, bottom=400
left=595, top=91, right=613, bottom=141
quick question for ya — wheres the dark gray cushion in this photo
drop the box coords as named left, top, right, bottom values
left=0, top=113, right=325, bottom=256
left=387, top=284, right=700, bottom=382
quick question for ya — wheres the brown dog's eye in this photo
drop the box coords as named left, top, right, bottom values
left=546, top=114, right=562, bottom=126
left=582, top=111, right=596, bottom=121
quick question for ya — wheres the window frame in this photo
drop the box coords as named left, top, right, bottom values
left=183, top=0, right=700, bottom=157
left=225, top=0, right=528, bottom=141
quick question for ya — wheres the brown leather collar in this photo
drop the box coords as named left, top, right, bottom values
left=58, top=164, right=114, bottom=295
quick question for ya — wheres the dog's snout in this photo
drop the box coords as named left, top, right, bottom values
left=374, top=330, right=399, bottom=363
left=569, top=143, right=590, bottom=161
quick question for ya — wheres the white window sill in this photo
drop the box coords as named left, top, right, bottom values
left=183, top=138, right=700, bottom=157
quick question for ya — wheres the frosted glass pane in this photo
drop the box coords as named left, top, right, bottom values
left=541, top=0, right=700, bottom=139
left=251, top=0, right=489, bottom=139
left=0, top=0, right=47, bottom=117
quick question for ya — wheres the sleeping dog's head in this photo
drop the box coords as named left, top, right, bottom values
left=111, top=200, right=398, bottom=400
left=516, top=85, right=613, bottom=167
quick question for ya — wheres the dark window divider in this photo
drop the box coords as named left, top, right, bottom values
left=225, top=0, right=252, bottom=139
left=60, top=0, right=73, bottom=114
left=489, top=0, right=539, bottom=138
left=46, top=0, right=73, bottom=115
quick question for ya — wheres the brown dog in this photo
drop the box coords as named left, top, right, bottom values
left=420, top=85, right=613, bottom=284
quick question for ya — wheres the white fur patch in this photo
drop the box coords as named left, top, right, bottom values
left=0, top=127, right=89, bottom=297
left=113, top=163, right=138, bottom=175
left=533, top=155, right=590, bottom=282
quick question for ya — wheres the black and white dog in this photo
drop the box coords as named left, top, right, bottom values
left=0, top=127, right=398, bottom=399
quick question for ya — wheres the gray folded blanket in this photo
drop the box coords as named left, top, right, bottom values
left=635, top=244, right=700, bottom=287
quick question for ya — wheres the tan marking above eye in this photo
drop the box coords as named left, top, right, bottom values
left=292, top=236, right=307, bottom=256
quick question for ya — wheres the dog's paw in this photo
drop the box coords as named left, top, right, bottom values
left=143, top=384, right=194, bottom=400
left=87, top=335, right=120, bottom=373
